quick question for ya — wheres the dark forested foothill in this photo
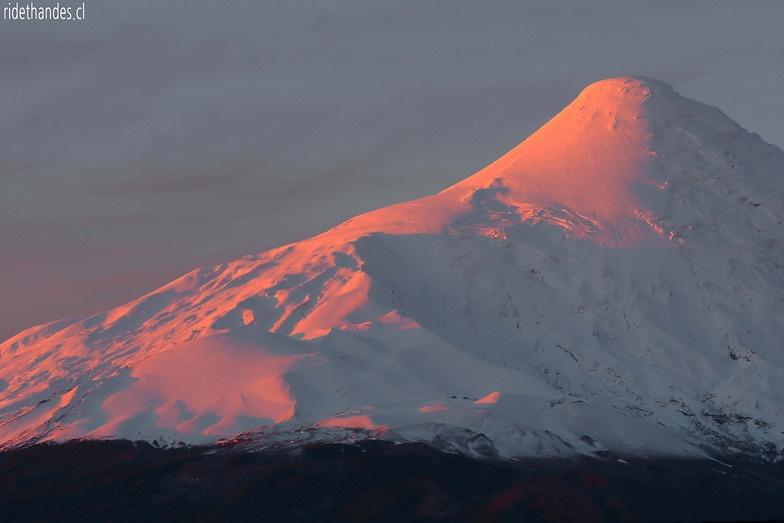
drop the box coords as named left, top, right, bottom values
left=1, top=440, right=784, bottom=522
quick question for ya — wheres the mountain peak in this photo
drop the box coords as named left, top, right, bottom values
left=578, top=76, right=672, bottom=103
left=320, top=76, right=767, bottom=248
left=440, top=76, right=679, bottom=246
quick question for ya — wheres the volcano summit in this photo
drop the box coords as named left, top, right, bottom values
left=2, top=77, right=784, bottom=460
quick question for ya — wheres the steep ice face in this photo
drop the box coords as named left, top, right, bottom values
left=2, top=77, right=784, bottom=458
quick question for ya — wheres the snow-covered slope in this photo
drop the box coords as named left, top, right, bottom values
left=3, top=77, right=784, bottom=459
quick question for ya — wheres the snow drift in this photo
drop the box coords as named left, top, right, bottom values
left=2, top=77, right=784, bottom=459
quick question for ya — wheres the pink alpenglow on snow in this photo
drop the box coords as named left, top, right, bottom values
left=476, top=391, right=502, bottom=404
left=2, top=77, right=784, bottom=459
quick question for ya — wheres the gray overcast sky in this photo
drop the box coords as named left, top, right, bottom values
left=1, top=1, right=782, bottom=340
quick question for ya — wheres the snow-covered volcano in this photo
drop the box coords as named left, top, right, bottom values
left=3, top=77, right=784, bottom=459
